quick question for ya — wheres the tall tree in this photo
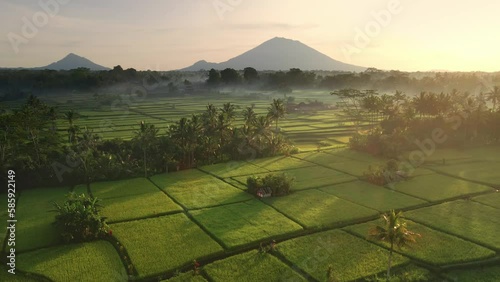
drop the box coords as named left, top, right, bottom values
left=207, top=68, right=221, bottom=85
left=487, top=86, right=500, bottom=111
left=243, top=67, right=259, bottom=83
left=268, top=99, right=286, bottom=131
left=368, top=210, right=420, bottom=280
left=133, top=121, right=159, bottom=178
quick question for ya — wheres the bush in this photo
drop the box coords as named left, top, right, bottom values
left=53, top=192, right=109, bottom=243
left=246, top=173, right=294, bottom=197
left=363, top=160, right=401, bottom=186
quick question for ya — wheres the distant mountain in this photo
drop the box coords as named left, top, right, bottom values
left=36, top=53, right=110, bottom=71
left=181, top=37, right=365, bottom=72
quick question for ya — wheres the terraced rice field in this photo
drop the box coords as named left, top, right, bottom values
left=277, top=229, right=410, bottom=281
left=189, top=200, right=303, bottom=249
left=76, top=178, right=182, bottom=222
left=150, top=170, right=253, bottom=209
left=110, top=213, right=224, bottom=278
left=40, top=93, right=360, bottom=150
left=406, top=200, right=500, bottom=250
left=17, top=241, right=127, bottom=281
left=15, top=187, right=70, bottom=252
left=319, top=181, right=427, bottom=211
left=345, top=220, right=496, bottom=265
left=7, top=136, right=500, bottom=281
left=203, top=250, right=306, bottom=282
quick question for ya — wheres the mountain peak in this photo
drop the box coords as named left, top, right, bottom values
left=37, top=53, right=110, bottom=71
left=181, top=37, right=364, bottom=72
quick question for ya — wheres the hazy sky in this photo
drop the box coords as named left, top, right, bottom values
left=1, top=0, right=499, bottom=71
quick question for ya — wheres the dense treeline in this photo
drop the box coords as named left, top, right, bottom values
left=2, top=66, right=500, bottom=101
left=0, top=96, right=294, bottom=190
left=335, top=88, right=500, bottom=158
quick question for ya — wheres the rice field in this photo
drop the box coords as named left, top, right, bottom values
left=406, top=200, right=500, bottom=250
left=110, top=213, right=224, bottom=278
left=319, top=181, right=427, bottom=211
left=189, top=200, right=303, bottom=249
left=203, top=250, right=306, bottom=282
left=262, top=189, right=378, bottom=229
left=76, top=178, right=183, bottom=222
left=16, top=187, right=69, bottom=252
left=277, top=229, right=410, bottom=281
left=150, top=170, right=253, bottom=209
left=345, top=220, right=496, bottom=265
left=17, top=241, right=127, bottom=281
left=390, top=174, right=493, bottom=202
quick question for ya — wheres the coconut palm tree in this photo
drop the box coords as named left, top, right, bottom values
left=268, top=99, right=286, bottom=131
left=133, top=121, right=159, bottom=178
left=368, top=210, right=420, bottom=280
left=242, top=106, right=257, bottom=127
left=487, top=86, right=500, bottom=111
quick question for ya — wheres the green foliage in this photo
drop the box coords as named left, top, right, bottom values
left=204, top=250, right=306, bottom=282
left=53, top=192, right=109, bottom=243
left=363, top=160, right=402, bottom=186
left=17, top=241, right=127, bottom=281
left=246, top=173, right=294, bottom=196
left=368, top=210, right=420, bottom=279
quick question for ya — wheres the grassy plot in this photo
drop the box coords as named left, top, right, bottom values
left=278, top=229, right=409, bottom=282
left=150, top=170, right=252, bottom=209
left=190, top=200, right=303, bottom=249
left=16, top=187, right=69, bottom=252
left=345, top=220, right=495, bottom=265
left=444, top=265, right=500, bottom=282
left=473, top=192, right=500, bottom=209
left=17, top=241, right=126, bottom=281
left=248, top=155, right=314, bottom=171
left=406, top=200, right=500, bottom=250
left=319, top=181, right=427, bottom=212
left=298, top=151, right=385, bottom=176
left=77, top=178, right=182, bottom=222
left=263, top=189, right=377, bottom=229
left=162, top=272, right=207, bottom=282
left=390, top=174, right=493, bottom=202
left=432, top=161, right=500, bottom=186
left=204, top=250, right=306, bottom=282
left=199, top=161, right=269, bottom=178
left=233, top=165, right=357, bottom=191
left=111, top=213, right=223, bottom=278
left=0, top=266, right=40, bottom=281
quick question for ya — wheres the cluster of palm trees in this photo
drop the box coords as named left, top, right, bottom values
left=167, top=99, right=290, bottom=169
left=341, top=87, right=500, bottom=157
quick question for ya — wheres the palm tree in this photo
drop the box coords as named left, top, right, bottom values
left=133, top=121, right=159, bottom=177
left=487, top=86, right=500, bottom=111
left=368, top=210, right=420, bottom=280
left=242, top=106, right=257, bottom=127
left=268, top=99, right=286, bottom=131
left=65, top=110, right=79, bottom=144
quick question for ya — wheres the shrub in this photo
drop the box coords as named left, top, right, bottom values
left=246, top=173, right=294, bottom=197
left=363, top=160, right=401, bottom=186
left=53, top=192, right=109, bottom=243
